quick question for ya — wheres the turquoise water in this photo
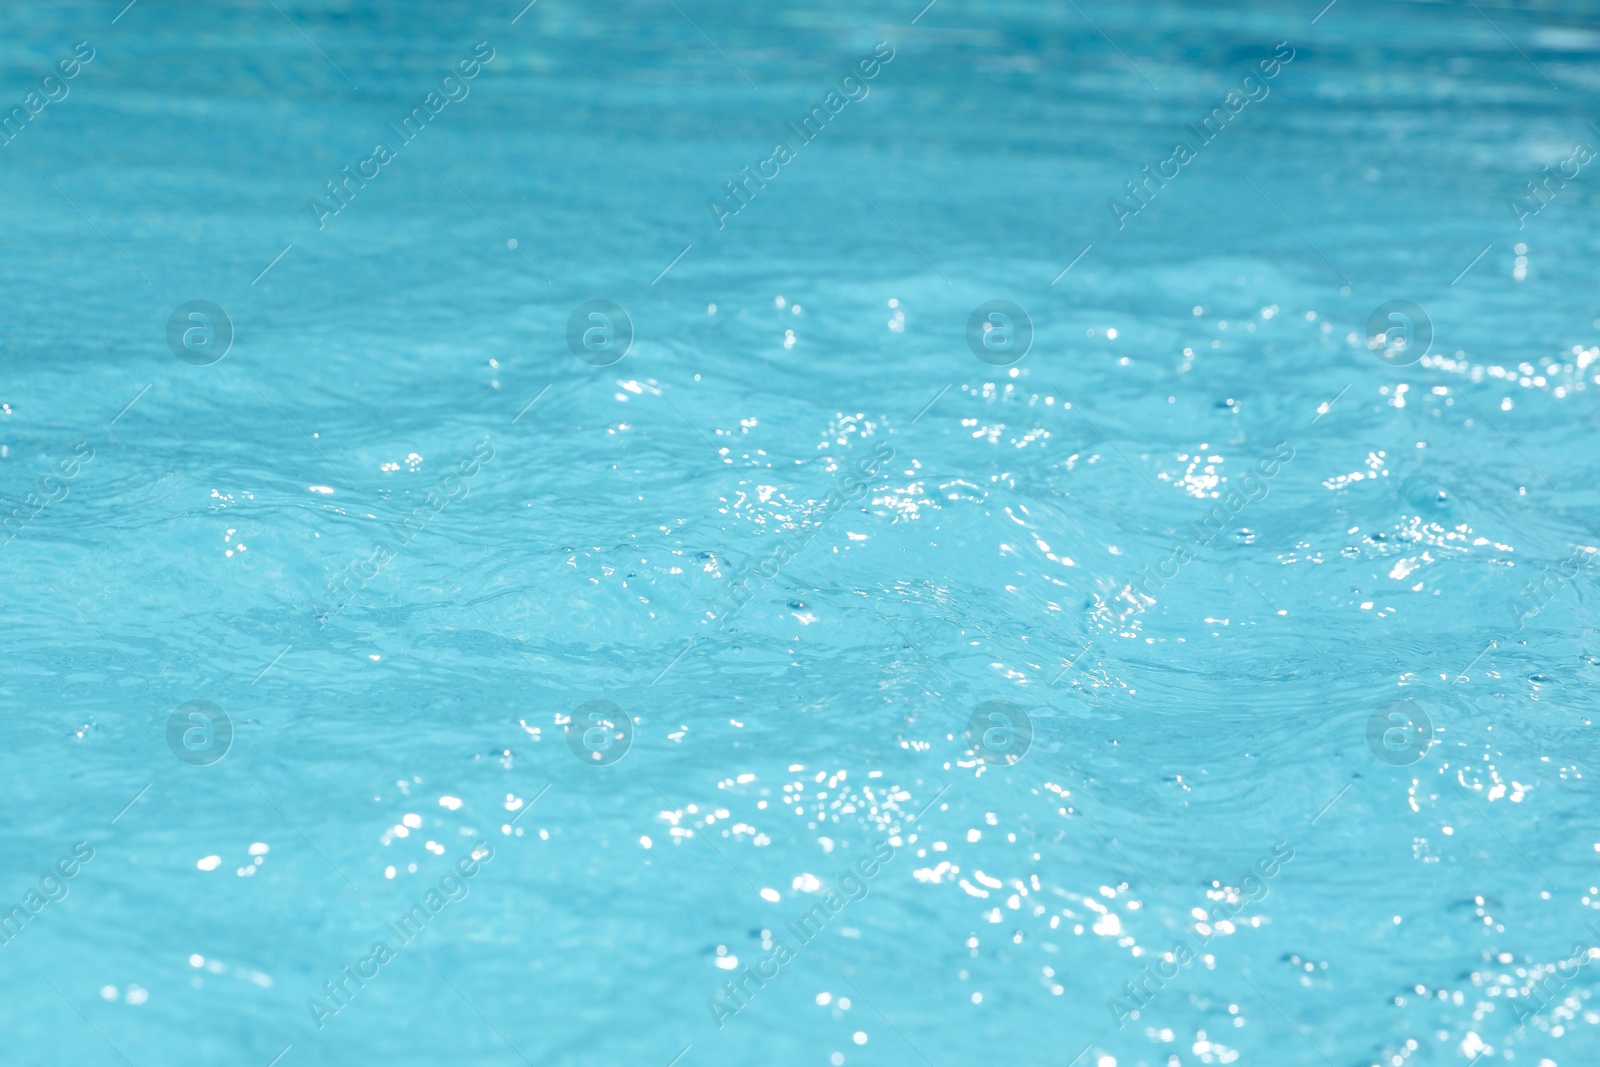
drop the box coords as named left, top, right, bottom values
left=4, top=1, right=1600, bottom=1064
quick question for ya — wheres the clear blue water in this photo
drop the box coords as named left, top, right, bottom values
left=4, top=1, right=1600, bottom=1064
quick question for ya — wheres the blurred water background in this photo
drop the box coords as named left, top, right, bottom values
left=3, top=1, right=1600, bottom=1064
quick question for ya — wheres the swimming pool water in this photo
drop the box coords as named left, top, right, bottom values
left=3, top=1, right=1600, bottom=1064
